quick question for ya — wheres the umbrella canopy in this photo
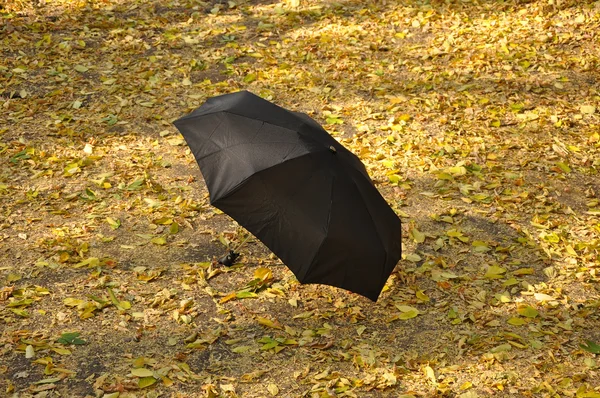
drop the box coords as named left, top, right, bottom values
left=173, top=91, right=401, bottom=301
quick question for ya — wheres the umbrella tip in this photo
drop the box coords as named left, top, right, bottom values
left=218, top=250, right=240, bottom=267
left=329, top=145, right=337, bottom=154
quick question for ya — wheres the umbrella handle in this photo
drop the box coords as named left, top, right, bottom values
left=218, top=233, right=251, bottom=266
left=218, top=250, right=240, bottom=267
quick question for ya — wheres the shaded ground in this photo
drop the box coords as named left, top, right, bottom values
left=1, top=0, right=600, bottom=397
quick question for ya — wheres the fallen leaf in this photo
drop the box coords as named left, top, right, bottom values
left=267, top=383, right=279, bottom=396
left=507, top=317, right=527, bottom=326
left=25, top=345, right=35, bottom=358
left=131, top=368, right=154, bottom=377
left=534, top=293, right=556, bottom=302
left=106, top=217, right=121, bottom=230
left=485, top=265, right=506, bottom=279
left=256, top=316, right=283, bottom=330
left=581, top=105, right=596, bottom=114
left=138, top=377, right=157, bottom=388
left=580, top=340, right=600, bottom=354
left=409, top=226, right=426, bottom=243
left=57, top=332, right=86, bottom=345
left=517, top=306, right=539, bottom=318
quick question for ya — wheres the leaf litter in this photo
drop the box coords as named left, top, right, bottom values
left=1, top=0, right=600, bottom=396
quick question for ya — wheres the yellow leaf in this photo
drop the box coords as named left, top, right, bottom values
left=254, top=267, right=272, bottom=281
left=517, top=306, right=538, bottom=318
left=398, top=310, right=419, bottom=320
left=293, top=311, right=314, bottom=319
left=131, top=368, right=154, bottom=377
left=447, top=166, right=467, bottom=176
left=389, top=95, right=408, bottom=104
left=424, top=365, right=436, bottom=384
left=267, top=383, right=279, bottom=396
left=151, top=236, right=167, bottom=245
left=404, top=253, right=421, bottom=262
left=219, top=292, right=237, bottom=304
left=555, top=162, right=571, bottom=173
left=388, top=174, right=402, bottom=184
left=410, top=226, right=425, bottom=243
left=106, top=217, right=121, bottom=230
left=490, top=344, right=512, bottom=355
left=472, top=241, right=490, bottom=253
left=507, top=317, right=527, bottom=326
left=503, top=277, right=519, bottom=287
left=396, top=209, right=409, bottom=218
left=25, top=345, right=35, bottom=358
left=416, top=290, right=429, bottom=302
left=513, top=268, right=534, bottom=275
left=460, top=381, right=473, bottom=390
left=138, top=377, right=157, bottom=388
left=484, top=265, right=506, bottom=279
left=508, top=340, right=527, bottom=349
left=495, top=292, right=511, bottom=303
left=533, top=293, right=556, bottom=302
left=232, top=345, right=252, bottom=353
left=256, top=317, right=282, bottom=330
left=168, top=137, right=185, bottom=146
left=396, top=305, right=420, bottom=320
left=580, top=105, right=596, bottom=114
left=63, top=298, right=86, bottom=307
left=51, top=347, right=72, bottom=355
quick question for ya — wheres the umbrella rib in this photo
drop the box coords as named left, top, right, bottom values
left=215, top=151, right=331, bottom=278
left=182, top=111, right=328, bottom=161
left=249, top=121, right=264, bottom=143
left=207, top=119, right=221, bottom=141
left=193, top=141, right=296, bottom=163
left=215, top=148, right=328, bottom=196
left=187, top=119, right=223, bottom=162
left=218, top=110, right=327, bottom=149
left=347, top=167, right=392, bottom=289
left=301, top=176, right=335, bottom=282
left=281, top=140, right=303, bottom=161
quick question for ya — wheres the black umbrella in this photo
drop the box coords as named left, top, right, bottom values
left=173, top=91, right=401, bottom=301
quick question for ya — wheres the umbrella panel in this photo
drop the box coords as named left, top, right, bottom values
left=214, top=149, right=399, bottom=301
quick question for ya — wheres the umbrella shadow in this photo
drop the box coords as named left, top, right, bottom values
left=389, top=205, right=555, bottom=299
